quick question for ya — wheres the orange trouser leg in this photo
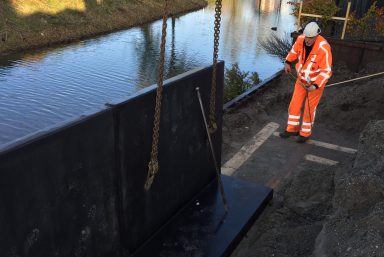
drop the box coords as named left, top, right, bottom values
left=286, top=81, right=306, bottom=133
left=300, top=86, right=324, bottom=137
left=286, top=80, right=325, bottom=137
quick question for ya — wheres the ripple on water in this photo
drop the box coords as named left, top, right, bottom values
left=0, top=0, right=295, bottom=147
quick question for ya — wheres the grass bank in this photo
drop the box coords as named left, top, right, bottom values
left=0, top=0, right=207, bottom=55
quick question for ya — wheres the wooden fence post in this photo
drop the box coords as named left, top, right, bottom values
left=297, top=0, right=303, bottom=32
left=341, top=2, right=352, bottom=40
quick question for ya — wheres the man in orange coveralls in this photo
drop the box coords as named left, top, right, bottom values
left=280, top=21, right=333, bottom=143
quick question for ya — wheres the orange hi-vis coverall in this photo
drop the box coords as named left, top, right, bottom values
left=285, top=34, right=332, bottom=137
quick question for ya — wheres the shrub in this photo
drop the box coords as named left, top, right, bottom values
left=258, top=33, right=292, bottom=62
left=288, top=0, right=339, bottom=21
left=287, top=0, right=339, bottom=34
left=346, top=1, right=384, bottom=41
left=224, top=63, right=261, bottom=103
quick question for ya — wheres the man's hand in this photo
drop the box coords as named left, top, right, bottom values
left=284, top=63, right=292, bottom=74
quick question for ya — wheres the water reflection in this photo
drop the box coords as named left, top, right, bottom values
left=256, top=0, right=283, bottom=13
left=0, top=0, right=294, bottom=147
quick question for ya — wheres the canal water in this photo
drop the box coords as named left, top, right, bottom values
left=0, top=0, right=295, bottom=147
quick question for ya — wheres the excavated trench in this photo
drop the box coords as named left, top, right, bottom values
left=222, top=61, right=384, bottom=257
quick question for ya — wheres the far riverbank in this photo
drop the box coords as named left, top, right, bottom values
left=0, top=0, right=207, bottom=55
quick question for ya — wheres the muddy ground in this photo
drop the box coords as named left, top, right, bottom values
left=222, top=61, right=384, bottom=257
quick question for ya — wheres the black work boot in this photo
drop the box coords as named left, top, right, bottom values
left=279, top=130, right=299, bottom=138
left=296, top=135, right=309, bottom=143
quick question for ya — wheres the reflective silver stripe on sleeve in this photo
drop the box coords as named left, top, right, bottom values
left=319, top=41, right=331, bottom=72
left=319, top=72, right=330, bottom=78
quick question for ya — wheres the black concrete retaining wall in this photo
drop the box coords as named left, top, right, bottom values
left=328, top=39, right=384, bottom=72
left=0, top=62, right=224, bottom=256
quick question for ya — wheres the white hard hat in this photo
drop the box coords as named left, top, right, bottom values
left=303, top=22, right=321, bottom=37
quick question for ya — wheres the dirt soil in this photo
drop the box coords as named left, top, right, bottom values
left=222, top=61, right=384, bottom=257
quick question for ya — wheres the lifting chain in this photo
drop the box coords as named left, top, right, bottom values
left=209, top=0, right=223, bottom=133
left=144, top=0, right=168, bottom=191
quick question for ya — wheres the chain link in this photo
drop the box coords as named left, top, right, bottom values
left=209, top=0, right=222, bottom=133
left=145, top=0, right=168, bottom=191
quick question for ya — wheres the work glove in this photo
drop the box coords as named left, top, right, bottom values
left=284, top=63, right=292, bottom=74
left=306, top=85, right=317, bottom=92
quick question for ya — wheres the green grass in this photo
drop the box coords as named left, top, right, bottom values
left=0, top=0, right=207, bottom=55
left=11, top=0, right=86, bottom=15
